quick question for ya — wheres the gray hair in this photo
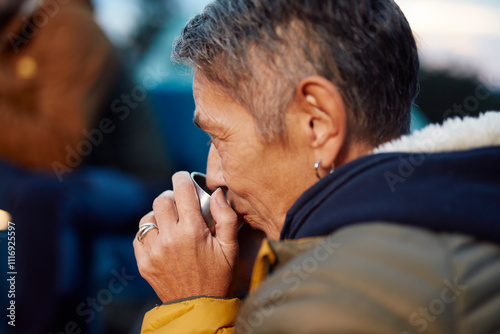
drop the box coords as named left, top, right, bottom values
left=172, top=0, right=419, bottom=146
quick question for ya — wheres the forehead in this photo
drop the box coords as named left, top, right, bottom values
left=193, top=71, right=230, bottom=106
left=192, top=72, right=240, bottom=131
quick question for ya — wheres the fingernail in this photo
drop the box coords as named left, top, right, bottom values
left=214, top=188, right=229, bottom=207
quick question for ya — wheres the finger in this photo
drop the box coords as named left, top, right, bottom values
left=133, top=235, right=152, bottom=281
left=138, top=212, right=159, bottom=243
left=171, top=171, right=206, bottom=229
left=135, top=212, right=159, bottom=251
left=133, top=233, right=147, bottom=263
left=137, top=211, right=154, bottom=228
left=152, top=190, right=178, bottom=230
left=210, top=188, right=239, bottom=247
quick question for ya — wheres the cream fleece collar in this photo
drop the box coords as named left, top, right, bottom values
left=373, top=111, right=500, bottom=154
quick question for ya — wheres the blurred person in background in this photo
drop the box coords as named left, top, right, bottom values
left=0, top=0, right=173, bottom=332
left=0, top=0, right=171, bottom=183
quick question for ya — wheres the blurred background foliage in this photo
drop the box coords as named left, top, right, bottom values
left=416, top=69, right=500, bottom=124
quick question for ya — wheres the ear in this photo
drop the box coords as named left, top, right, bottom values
left=294, top=76, right=347, bottom=174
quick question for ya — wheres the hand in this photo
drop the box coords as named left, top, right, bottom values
left=133, top=171, right=239, bottom=303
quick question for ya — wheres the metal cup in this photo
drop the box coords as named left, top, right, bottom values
left=190, top=172, right=215, bottom=230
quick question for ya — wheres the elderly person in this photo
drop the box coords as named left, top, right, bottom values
left=133, top=0, right=500, bottom=333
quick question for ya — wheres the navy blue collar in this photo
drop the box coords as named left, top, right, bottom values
left=281, top=146, right=500, bottom=244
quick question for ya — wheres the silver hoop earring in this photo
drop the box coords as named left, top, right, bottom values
left=314, top=160, right=322, bottom=179
left=315, top=160, right=335, bottom=179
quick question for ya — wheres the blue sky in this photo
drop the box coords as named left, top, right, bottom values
left=396, top=0, right=500, bottom=89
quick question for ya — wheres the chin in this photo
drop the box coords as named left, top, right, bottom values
left=243, top=214, right=281, bottom=240
left=242, top=214, right=264, bottom=231
left=229, top=195, right=277, bottom=238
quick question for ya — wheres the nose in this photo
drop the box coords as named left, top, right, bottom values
left=206, top=144, right=226, bottom=192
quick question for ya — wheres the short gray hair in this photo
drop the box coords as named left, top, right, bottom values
left=172, top=0, right=419, bottom=146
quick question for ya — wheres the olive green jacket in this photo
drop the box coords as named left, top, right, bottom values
left=140, top=223, right=500, bottom=333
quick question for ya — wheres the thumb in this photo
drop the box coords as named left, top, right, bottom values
left=210, top=188, right=239, bottom=248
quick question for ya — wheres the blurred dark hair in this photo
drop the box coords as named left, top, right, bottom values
left=172, top=0, right=419, bottom=146
left=0, top=0, right=21, bottom=27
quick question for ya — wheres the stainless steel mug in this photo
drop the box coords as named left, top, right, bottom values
left=190, top=172, right=215, bottom=230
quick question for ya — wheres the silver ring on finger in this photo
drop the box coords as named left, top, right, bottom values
left=136, top=222, right=159, bottom=243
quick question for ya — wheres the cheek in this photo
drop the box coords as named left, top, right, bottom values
left=218, top=142, right=245, bottom=174
left=220, top=155, right=243, bottom=191
left=219, top=146, right=260, bottom=195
